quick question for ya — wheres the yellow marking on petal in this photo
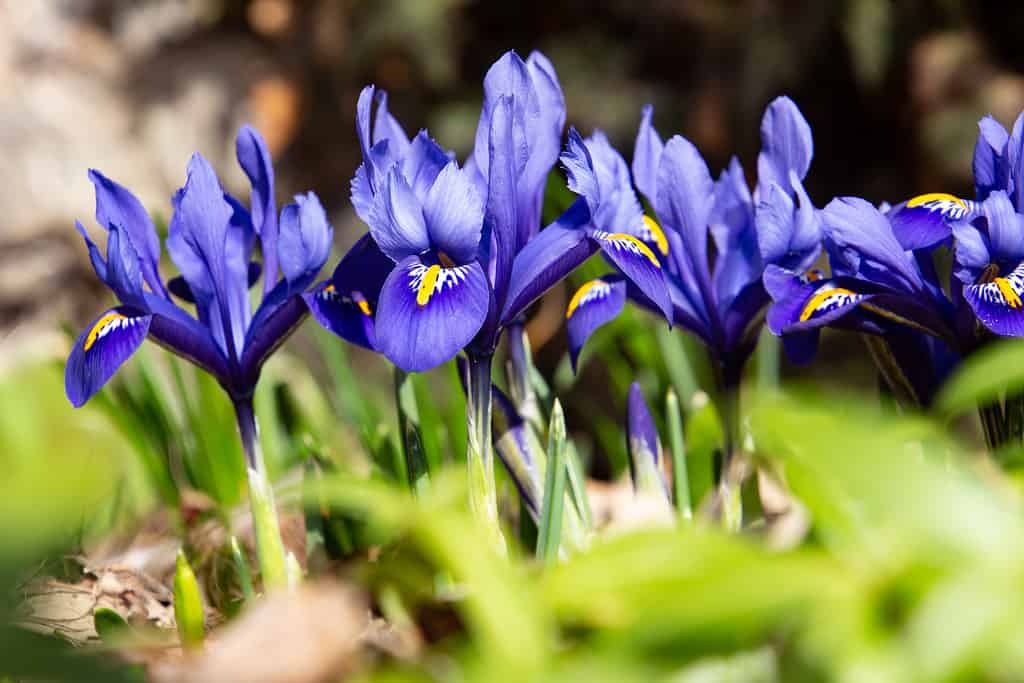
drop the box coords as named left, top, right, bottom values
left=323, top=284, right=336, bottom=294
left=604, top=233, right=660, bottom=268
left=357, top=299, right=373, bottom=316
left=995, top=277, right=1022, bottom=309
left=906, top=192, right=966, bottom=209
left=566, top=280, right=602, bottom=319
left=642, top=215, right=669, bottom=255
left=84, top=312, right=127, bottom=352
left=799, top=287, right=857, bottom=322
left=416, top=264, right=442, bottom=306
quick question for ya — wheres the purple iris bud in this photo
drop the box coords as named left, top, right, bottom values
left=66, top=126, right=332, bottom=408
left=626, top=382, right=670, bottom=499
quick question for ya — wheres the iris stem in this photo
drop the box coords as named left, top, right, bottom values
left=716, top=359, right=744, bottom=532
left=234, top=398, right=289, bottom=590
left=465, top=353, right=507, bottom=555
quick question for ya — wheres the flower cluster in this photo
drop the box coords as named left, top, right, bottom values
left=66, top=47, right=1024, bottom=559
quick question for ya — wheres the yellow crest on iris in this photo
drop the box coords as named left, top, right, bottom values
left=906, top=193, right=966, bottom=209
left=799, top=287, right=858, bottom=322
left=566, top=279, right=607, bottom=319
left=603, top=233, right=660, bottom=268
left=84, top=312, right=129, bottom=352
left=641, top=215, right=670, bottom=256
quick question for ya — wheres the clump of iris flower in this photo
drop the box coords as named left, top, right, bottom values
left=67, top=126, right=331, bottom=587
left=561, top=98, right=819, bottom=467
left=307, top=52, right=573, bottom=548
left=764, top=111, right=1024, bottom=446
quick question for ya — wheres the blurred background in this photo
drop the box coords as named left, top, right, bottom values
left=4, top=0, right=1024, bottom=447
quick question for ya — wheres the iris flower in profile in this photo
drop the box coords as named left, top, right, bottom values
left=563, top=97, right=820, bottom=387
left=67, top=126, right=331, bottom=415
left=66, top=126, right=331, bottom=586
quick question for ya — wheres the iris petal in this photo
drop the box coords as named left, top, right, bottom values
left=632, top=104, right=664, bottom=204
left=236, top=125, right=278, bottom=292
left=88, top=169, right=165, bottom=296
left=423, top=161, right=484, bottom=264
left=367, top=168, right=430, bottom=262
left=756, top=95, right=813, bottom=192
left=566, top=276, right=626, bottom=371
left=888, top=193, right=968, bottom=251
left=66, top=306, right=151, bottom=407
left=303, top=281, right=376, bottom=351
left=278, top=191, right=333, bottom=291
left=594, top=231, right=672, bottom=322
left=375, top=255, right=490, bottom=372
left=963, top=262, right=1024, bottom=336
left=500, top=198, right=595, bottom=326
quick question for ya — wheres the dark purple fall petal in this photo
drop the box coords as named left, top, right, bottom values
left=565, top=275, right=626, bottom=371
left=66, top=306, right=151, bottom=408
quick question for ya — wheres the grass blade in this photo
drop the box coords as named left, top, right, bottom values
left=536, top=400, right=568, bottom=565
left=666, top=388, right=692, bottom=520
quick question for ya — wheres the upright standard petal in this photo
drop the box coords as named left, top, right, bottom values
left=756, top=96, right=813, bottom=192
left=402, top=130, right=451, bottom=202
left=974, top=115, right=1009, bottom=202
left=88, top=169, right=165, bottom=296
left=423, top=162, right=485, bottom=264
left=236, top=125, right=278, bottom=292
left=755, top=174, right=821, bottom=273
left=632, top=105, right=664, bottom=204
left=166, top=153, right=244, bottom=358
left=472, top=50, right=565, bottom=247
left=277, top=191, right=333, bottom=291
left=821, top=197, right=923, bottom=293
left=482, top=95, right=518, bottom=309
left=367, top=169, right=430, bottom=262
left=655, top=136, right=718, bottom=330
left=561, top=128, right=603, bottom=217
left=375, top=255, right=490, bottom=372
left=952, top=218, right=992, bottom=283
left=566, top=276, right=626, bottom=371
left=980, top=190, right=1024, bottom=263
left=66, top=306, right=152, bottom=407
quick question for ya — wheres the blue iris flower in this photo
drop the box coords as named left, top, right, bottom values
left=563, top=97, right=819, bottom=386
left=762, top=111, right=1024, bottom=404
left=307, top=50, right=667, bottom=373
left=66, top=126, right=332, bottom=418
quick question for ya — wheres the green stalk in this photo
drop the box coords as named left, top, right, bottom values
left=536, top=400, right=568, bottom=565
left=234, top=398, right=289, bottom=590
left=716, top=358, right=743, bottom=532
left=394, top=368, right=430, bottom=495
left=465, top=354, right=507, bottom=555
left=666, top=388, right=692, bottom=520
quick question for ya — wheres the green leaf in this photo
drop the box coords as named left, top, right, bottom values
left=666, top=388, right=692, bottom=520
left=937, top=338, right=1024, bottom=415
left=93, top=607, right=130, bottom=642
left=537, top=400, right=569, bottom=564
left=173, top=550, right=205, bottom=650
